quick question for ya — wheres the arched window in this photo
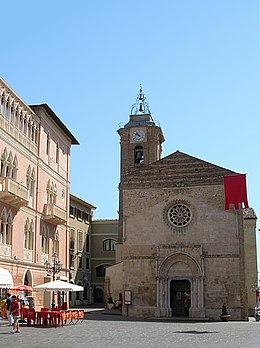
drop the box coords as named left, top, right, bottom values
left=103, top=239, right=116, bottom=251
left=52, top=231, right=59, bottom=256
left=6, top=152, right=13, bottom=177
left=0, top=150, right=17, bottom=179
left=46, top=180, right=57, bottom=204
left=96, top=264, right=111, bottom=278
left=10, top=103, right=14, bottom=122
left=27, top=166, right=35, bottom=207
left=134, top=146, right=144, bottom=164
left=0, top=148, right=8, bottom=177
left=0, top=92, right=4, bottom=115
left=5, top=99, right=9, bottom=120
left=41, top=225, right=49, bottom=254
left=24, top=218, right=33, bottom=250
left=0, top=208, right=12, bottom=245
left=12, top=155, right=18, bottom=180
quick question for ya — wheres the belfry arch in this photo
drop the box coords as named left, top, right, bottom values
left=157, top=252, right=205, bottom=318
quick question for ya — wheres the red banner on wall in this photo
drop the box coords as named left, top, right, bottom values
left=223, top=174, right=249, bottom=210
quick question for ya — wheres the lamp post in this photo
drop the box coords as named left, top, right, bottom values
left=44, top=253, right=62, bottom=308
left=251, top=280, right=260, bottom=308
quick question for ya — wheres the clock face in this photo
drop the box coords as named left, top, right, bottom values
left=133, top=130, right=145, bottom=142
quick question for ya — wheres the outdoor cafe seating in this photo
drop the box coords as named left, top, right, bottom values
left=22, top=308, right=85, bottom=328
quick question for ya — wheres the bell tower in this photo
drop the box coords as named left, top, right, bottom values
left=117, top=85, right=165, bottom=181
left=117, top=86, right=165, bottom=245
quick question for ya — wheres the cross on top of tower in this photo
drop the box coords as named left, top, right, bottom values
left=130, top=84, right=151, bottom=115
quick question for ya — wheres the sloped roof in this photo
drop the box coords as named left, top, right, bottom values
left=30, top=104, right=79, bottom=145
left=121, top=150, right=236, bottom=189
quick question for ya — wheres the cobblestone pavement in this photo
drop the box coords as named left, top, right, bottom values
left=1, top=311, right=260, bottom=348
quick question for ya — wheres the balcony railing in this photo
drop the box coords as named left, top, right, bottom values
left=0, top=177, right=29, bottom=208
left=43, top=203, right=67, bottom=225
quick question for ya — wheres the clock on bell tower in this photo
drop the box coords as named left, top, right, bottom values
left=117, top=85, right=165, bottom=181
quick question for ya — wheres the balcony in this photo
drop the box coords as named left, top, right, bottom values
left=43, top=203, right=67, bottom=225
left=0, top=177, right=29, bottom=208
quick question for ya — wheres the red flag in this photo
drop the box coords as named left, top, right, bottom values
left=223, top=174, right=249, bottom=210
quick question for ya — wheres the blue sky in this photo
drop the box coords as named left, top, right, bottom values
left=1, top=0, right=260, bottom=264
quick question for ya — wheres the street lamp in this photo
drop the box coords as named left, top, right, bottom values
left=251, top=280, right=260, bottom=308
left=44, top=253, right=62, bottom=308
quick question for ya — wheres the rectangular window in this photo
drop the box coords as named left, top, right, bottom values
left=56, top=143, right=59, bottom=164
left=46, top=134, right=50, bottom=155
left=78, top=256, right=82, bottom=269
left=70, top=206, right=75, bottom=218
left=85, top=234, right=90, bottom=252
left=70, top=229, right=75, bottom=250
left=77, top=209, right=82, bottom=221
left=69, top=254, right=74, bottom=269
left=84, top=212, right=89, bottom=223
left=85, top=257, right=90, bottom=270
left=78, top=230, right=83, bottom=251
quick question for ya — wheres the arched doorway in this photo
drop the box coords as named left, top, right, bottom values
left=157, top=252, right=204, bottom=318
left=170, top=279, right=191, bottom=316
left=24, top=269, right=32, bottom=286
left=93, top=287, right=104, bottom=304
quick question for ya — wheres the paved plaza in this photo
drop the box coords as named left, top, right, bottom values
left=1, top=311, right=260, bottom=348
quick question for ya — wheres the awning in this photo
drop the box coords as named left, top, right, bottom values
left=0, top=267, right=13, bottom=288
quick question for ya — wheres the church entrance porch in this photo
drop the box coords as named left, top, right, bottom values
left=157, top=250, right=205, bottom=319
left=170, top=279, right=190, bottom=317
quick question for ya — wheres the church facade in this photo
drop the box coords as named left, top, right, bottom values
left=106, top=87, right=257, bottom=320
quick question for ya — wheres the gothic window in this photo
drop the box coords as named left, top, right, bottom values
left=5, top=99, right=9, bottom=120
left=41, top=225, right=49, bottom=254
left=14, top=109, right=19, bottom=127
left=46, top=180, right=57, bottom=204
left=134, top=146, right=144, bottom=164
left=0, top=149, right=17, bottom=179
left=0, top=208, right=12, bottom=245
left=26, top=166, right=35, bottom=207
left=103, top=239, right=116, bottom=251
left=0, top=93, right=4, bottom=115
left=10, top=104, right=14, bottom=122
left=23, top=114, right=28, bottom=136
left=24, top=218, right=33, bottom=250
left=52, top=231, right=59, bottom=256
left=0, top=148, right=7, bottom=177
left=19, top=111, right=23, bottom=131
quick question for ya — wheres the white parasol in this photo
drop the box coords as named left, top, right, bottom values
left=0, top=267, right=13, bottom=288
left=33, top=279, right=83, bottom=292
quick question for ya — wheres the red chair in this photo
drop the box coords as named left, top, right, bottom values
left=61, top=302, right=68, bottom=310
left=27, top=309, right=36, bottom=326
left=41, top=307, right=49, bottom=311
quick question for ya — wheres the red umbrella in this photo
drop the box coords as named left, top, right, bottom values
left=9, top=285, right=33, bottom=292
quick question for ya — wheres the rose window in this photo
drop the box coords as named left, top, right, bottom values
left=167, top=204, right=192, bottom=227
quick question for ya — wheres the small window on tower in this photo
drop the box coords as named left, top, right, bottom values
left=134, top=146, right=144, bottom=164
